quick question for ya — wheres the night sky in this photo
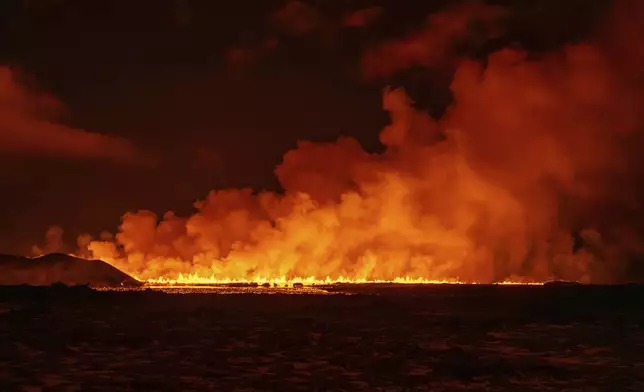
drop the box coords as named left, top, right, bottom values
left=0, top=0, right=609, bottom=253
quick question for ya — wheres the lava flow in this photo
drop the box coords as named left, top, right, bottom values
left=144, top=274, right=543, bottom=287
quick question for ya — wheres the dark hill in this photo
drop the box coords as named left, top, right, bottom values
left=0, top=253, right=141, bottom=288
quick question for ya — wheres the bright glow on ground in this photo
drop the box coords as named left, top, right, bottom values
left=143, top=273, right=544, bottom=287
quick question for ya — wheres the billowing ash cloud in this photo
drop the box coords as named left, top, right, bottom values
left=0, top=67, right=144, bottom=164
left=61, top=0, right=644, bottom=283
left=362, top=3, right=505, bottom=79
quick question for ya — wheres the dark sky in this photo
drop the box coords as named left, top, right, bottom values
left=0, top=0, right=609, bottom=253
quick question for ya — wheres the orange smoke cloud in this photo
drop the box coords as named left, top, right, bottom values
left=362, top=3, right=505, bottom=79
left=67, top=1, right=644, bottom=284
left=0, top=67, right=143, bottom=164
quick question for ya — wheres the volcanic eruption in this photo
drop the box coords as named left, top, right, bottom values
left=28, top=0, right=644, bottom=286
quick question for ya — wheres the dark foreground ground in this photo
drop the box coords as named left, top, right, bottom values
left=1, top=284, right=644, bottom=391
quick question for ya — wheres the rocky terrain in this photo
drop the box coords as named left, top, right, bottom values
left=0, top=253, right=140, bottom=288
left=1, top=284, right=643, bottom=391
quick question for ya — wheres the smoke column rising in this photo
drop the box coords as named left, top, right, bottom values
left=70, top=1, right=644, bottom=283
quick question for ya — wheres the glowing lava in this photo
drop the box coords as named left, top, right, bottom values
left=144, top=273, right=543, bottom=287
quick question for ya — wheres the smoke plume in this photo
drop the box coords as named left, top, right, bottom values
left=70, top=1, right=644, bottom=283
left=31, top=226, right=66, bottom=256
left=362, top=3, right=505, bottom=79
left=0, top=67, right=144, bottom=164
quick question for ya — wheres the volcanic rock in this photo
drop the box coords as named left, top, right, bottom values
left=543, top=280, right=583, bottom=287
left=0, top=253, right=141, bottom=288
left=228, top=282, right=259, bottom=288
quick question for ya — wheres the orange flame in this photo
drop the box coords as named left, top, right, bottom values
left=144, top=274, right=542, bottom=286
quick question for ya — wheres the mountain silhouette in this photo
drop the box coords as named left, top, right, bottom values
left=0, top=253, right=141, bottom=288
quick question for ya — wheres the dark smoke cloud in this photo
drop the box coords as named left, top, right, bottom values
left=226, top=39, right=279, bottom=67
left=0, top=67, right=146, bottom=164
left=362, top=3, right=506, bottom=79
left=31, top=225, right=65, bottom=256
left=343, top=6, right=383, bottom=28
left=227, top=2, right=385, bottom=68
left=270, top=1, right=324, bottom=36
